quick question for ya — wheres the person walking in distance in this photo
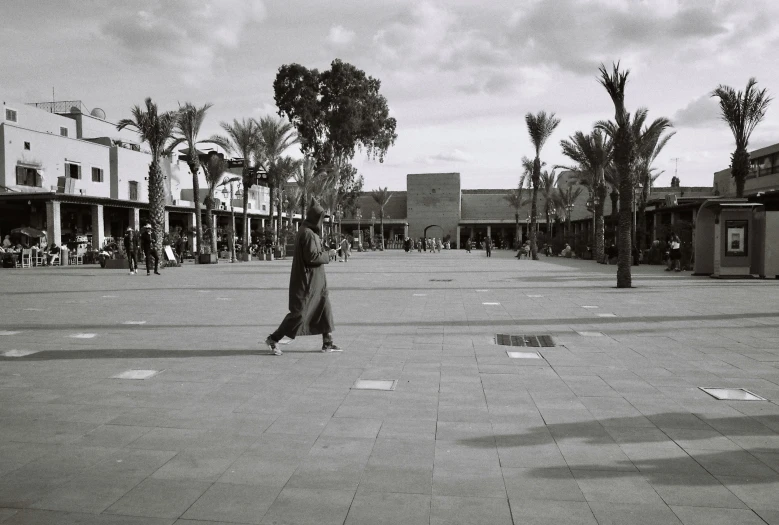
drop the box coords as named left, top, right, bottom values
left=123, top=227, right=138, bottom=275
left=485, top=236, right=492, bottom=257
left=265, top=198, right=340, bottom=356
left=339, top=235, right=350, bottom=263
left=140, top=223, right=160, bottom=275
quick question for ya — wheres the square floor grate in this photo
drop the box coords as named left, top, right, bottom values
left=496, top=334, right=555, bottom=347
left=113, top=370, right=161, bottom=380
left=700, top=387, right=766, bottom=401
left=507, top=351, right=542, bottom=359
left=352, top=379, right=397, bottom=391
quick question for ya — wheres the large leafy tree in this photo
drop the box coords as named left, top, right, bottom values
left=711, top=78, right=772, bottom=197
left=370, top=187, right=393, bottom=248
left=559, top=129, right=613, bottom=263
left=204, top=119, right=261, bottom=259
left=202, top=152, right=228, bottom=254
left=256, top=116, right=299, bottom=244
left=171, top=102, right=212, bottom=255
left=504, top=173, right=528, bottom=248
left=274, top=59, right=397, bottom=169
left=117, top=98, right=177, bottom=258
left=596, top=63, right=636, bottom=288
left=525, top=111, right=561, bottom=260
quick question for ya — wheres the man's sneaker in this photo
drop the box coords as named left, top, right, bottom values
left=321, top=342, right=342, bottom=353
left=265, top=336, right=282, bottom=356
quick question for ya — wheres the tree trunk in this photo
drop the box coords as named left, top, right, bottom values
left=732, top=146, right=749, bottom=198
left=148, top=159, right=166, bottom=263
left=269, top=184, right=276, bottom=245
left=617, top=164, right=633, bottom=288
left=380, top=213, right=385, bottom=249
left=187, top=160, right=204, bottom=255
left=530, top=173, right=539, bottom=260
left=276, top=193, right=282, bottom=247
left=515, top=213, right=519, bottom=249
left=204, top=196, right=216, bottom=254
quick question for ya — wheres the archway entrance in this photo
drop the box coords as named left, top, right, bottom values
left=423, top=224, right=444, bottom=240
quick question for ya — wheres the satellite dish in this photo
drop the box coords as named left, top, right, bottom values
left=90, top=108, right=106, bottom=119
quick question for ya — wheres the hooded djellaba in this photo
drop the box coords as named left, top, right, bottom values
left=264, top=197, right=340, bottom=356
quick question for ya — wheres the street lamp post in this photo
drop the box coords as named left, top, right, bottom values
left=565, top=204, right=574, bottom=238
left=335, top=205, right=343, bottom=237
left=370, top=211, right=376, bottom=250
left=355, top=208, right=363, bottom=251
left=221, top=182, right=241, bottom=263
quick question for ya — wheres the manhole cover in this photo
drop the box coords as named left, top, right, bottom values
left=496, top=334, right=555, bottom=347
left=113, top=370, right=161, bottom=380
left=69, top=333, right=97, bottom=339
left=352, top=379, right=397, bottom=391
left=507, top=351, right=541, bottom=359
left=700, top=388, right=765, bottom=401
left=483, top=302, right=500, bottom=306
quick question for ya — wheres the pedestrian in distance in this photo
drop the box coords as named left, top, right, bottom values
left=339, top=235, right=350, bottom=262
left=140, top=223, right=160, bottom=275
left=265, top=198, right=340, bottom=356
left=123, top=227, right=138, bottom=274
left=466, top=238, right=472, bottom=253
left=667, top=233, right=682, bottom=272
left=485, top=236, right=492, bottom=257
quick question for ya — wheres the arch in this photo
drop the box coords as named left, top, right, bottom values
left=423, top=224, right=444, bottom=239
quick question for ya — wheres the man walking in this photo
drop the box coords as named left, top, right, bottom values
left=140, top=223, right=160, bottom=276
left=485, top=236, right=492, bottom=257
left=123, top=227, right=137, bottom=275
left=265, top=198, right=339, bottom=356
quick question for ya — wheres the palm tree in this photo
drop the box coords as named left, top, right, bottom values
left=171, top=102, right=212, bottom=255
left=554, top=182, right=585, bottom=239
left=539, top=170, right=561, bottom=243
left=370, top=187, right=393, bottom=249
left=202, top=152, right=228, bottom=254
left=216, top=176, right=241, bottom=262
left=634, top=115, right=674, bottom=249
left=292, top=156, right=318, bottom=219
left=117, top=98, right=177, bottom=258
left=559, top=129, right=613, bottom=263
left=204, top=119, right=261, bottom=259
left=268, top=156, right=301, bottom=245
left=596, top=63, right=635, bottom=288
left=711, top=78, right=772, bottom=197
left=525, top=111, right=561, bottom=260
left=504, top=173, right=528, bottom=249
left=256, top=116, right=299, bottom=246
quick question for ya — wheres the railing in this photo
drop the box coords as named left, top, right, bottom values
left=26, top=100, right=88, bottom=114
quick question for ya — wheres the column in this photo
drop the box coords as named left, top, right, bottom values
left=404, top=224, right=408, bottom=239
left=487, top=225, right=491, bottom=239
left=46, top=200, right=62, bottom=247
left=295, top=221, right=299, bottom=231
left=91, top=204, right=105, bottom=249
left=260, top=218, right=265, bottom=230
left=456, top=226, right=461, bottom=249
left=246, top=217, right=252, bottom=246
left=163, top=210, right=170, bottom=233
left=186, top=212, right=196, bottom=252
left=129, top=208, right=140, bottom=231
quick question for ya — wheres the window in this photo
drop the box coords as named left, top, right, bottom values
left=65, top=162, right=81, bottom=179
left=60, top=127, right=68, bottom=137
left=129, top=181, right=138, bottom=201
left=91, top=167, right=103, bottom=182
left=15, top=166, right=41, bottom=187
left=24, top=142, right=30, bottom=150
left=5, top=108, right=17, bottom=122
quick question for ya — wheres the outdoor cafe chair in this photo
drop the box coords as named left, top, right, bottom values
left=21, top=248, right=32, bottom=268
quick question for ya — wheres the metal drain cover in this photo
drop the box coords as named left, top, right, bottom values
left=113, top=370, right=161, bottom=380
left=700, top=388, right=765, bottom=401
left=507, top=351, right=541, bottom=359
left=496, top=334, right=555, bottom=347
left=353, top=379, right=397, bottom=391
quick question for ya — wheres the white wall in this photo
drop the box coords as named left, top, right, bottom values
left=2, top=99, right=77, bottom=137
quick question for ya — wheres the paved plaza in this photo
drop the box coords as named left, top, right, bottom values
left=0, top=250, right=778, bottom=525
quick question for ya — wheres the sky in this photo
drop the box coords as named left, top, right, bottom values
left=2, top=0, right=778, bottom=191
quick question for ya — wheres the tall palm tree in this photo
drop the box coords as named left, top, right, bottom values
left=117, top=97, right=177, bottom=258
left=539, top=170, right=560, bottom=242
left=711, top=78, right=772, bottom=197
left=171, top=102, right=212, bottom=255
left=202, top=152, right=228, bottom=254
left=634, top=116, right=674, bottom=249
left=554, top=182, right=585, bottom=238
left=292, top=156, right=318, bottom=219
left=596, top=63, right=635, bottom=288
left=559, top=129, right=613, bottom=263
left=504, top=173, right=528, bottom=248
left=204, top=119, right=261, bottom=259
left=370, top=187, right=393, bottom=249
left=268, top=156, right=301, bottom=244
left=256, top=116, right=299, bottom=245
left=525, top=111, right=561, bottom=260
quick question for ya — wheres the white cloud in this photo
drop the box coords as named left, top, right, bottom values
left=327, top=25, right=356, bottom=46
left=102, top=0, right=266, bottom=83
left=418, top=148, right=474, bottom=164
left=673, top=94, right=722, bottom=128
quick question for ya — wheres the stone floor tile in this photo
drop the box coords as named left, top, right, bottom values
left=670, top=506, right=767, bottom=525
left=557, top=442, right=637, bottom=471
left=508, top=499, right=597, bottom=524
left=588, top=502, right=683, bottom=525
left=572, top=470, right=666, bottom=505
left=648, top=473, right=747, bottom=508
left=432, top=466, right=506, bottom=498
left=755, top=509, right=779, bottom=524
left=151, top=451, right=239, bottom=482
left=104, top=478, right=211, bottom=519
left=717, top=475, right=779, bottom=510
left=2, top=509, right=174, bottom=524
left=377, top=418, right=437, bottom=441
left=259, top=487, right=354, bottom=525
left=503, top=467, right=586, bottom=502
left=321, top=417, right=383, bottom=439
left=217, top=456, right=298, bottom=487
left=30, top=473, right=145, bottom=514
left=429, top=495, right=512, bottom=525
left=358, top=464, right=433, bottom=494
left=181, top=482, right=279, bottom=524
left=345, top=492, right=430, bottom=525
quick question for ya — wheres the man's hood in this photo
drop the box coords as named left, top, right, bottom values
left=304, top=197, right=325, bottom=233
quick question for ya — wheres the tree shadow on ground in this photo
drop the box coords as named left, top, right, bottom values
left=457, top=412, right=779, bottom=485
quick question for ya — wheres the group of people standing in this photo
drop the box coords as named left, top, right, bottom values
left=407, top=237, right=445, bottom=253
left=123, top=223, right=160, bottom=275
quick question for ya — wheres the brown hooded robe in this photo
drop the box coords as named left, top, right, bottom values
left=271, top=198, right=334, bottom=339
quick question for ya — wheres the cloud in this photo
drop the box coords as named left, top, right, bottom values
left=673, top=94, right=722, bottom=128
left=102, top=0, right=266, bottom=83
left=418, top=148, right=474, bottom=164
left=327, top=25, right=355, bottom=46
